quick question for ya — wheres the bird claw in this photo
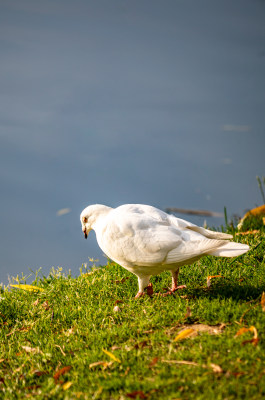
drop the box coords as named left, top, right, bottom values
left=135, top=291, right=145, bottom=298
left=171, top=284, right=187, bottom=291
left=154, top=284, right=187, bottom=297
left=135, top=283, right=153, bottom=298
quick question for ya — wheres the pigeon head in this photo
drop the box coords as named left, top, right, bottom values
left=80, top=204, right=112, bottom=239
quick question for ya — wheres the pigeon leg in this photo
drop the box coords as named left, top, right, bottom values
left=135, top=275, right=152, bottom=298
left=157, top=269, right=186, bottom=296
left=171, top=268, right=186, bottom=292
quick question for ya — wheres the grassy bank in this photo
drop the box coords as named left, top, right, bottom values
left=0, top=230, right=265, bottom=399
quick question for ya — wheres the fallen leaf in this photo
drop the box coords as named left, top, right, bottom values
left=33, top=299, right=39, bottom=306
left=0, top=359, right=5, bottom=363
left=111, top=345, right=121, bottom=351
left=235, top=230, right=260, bottom=236
left=33, top=370, right=48, bottom=377
left=10, top=284, right=44, bottom=292
left=126, top=390, right=148, bottom=399
left=230, top=371, right=245, bottom=378
left=53, top=366, right=72, bottom=382
left=168, top=323, right=225, bottom=336
left=63, top=327, right=75, bottom=336
left=161, top=359, right=199, bottom=366
left=235, top=326, right=258, bottom=346
left=114, top=300, right=123, bottom=305
left=207, top=275, right=222, bottom=288
left=143, top=329, right=153, bottom=334
left=62, top=381, right=73, bottom=390
left=42, top=301, right=49, bottom=310
left=173, top=328, right=197, bottom=341
left=102, top=348, right=121, bottom=363
left=149, top=357, right=159, bottom=368
left=22, top=346, right=42, bottom=354
left=235, top=326, right=258, bottom=339
left=134, top=341, right=149, bottom=349
left=210, top=363, right=223, bottom=373
left=261, top=292, right=265, bottom=312
left=89, top=361, right=113, bottom=369
left=114, top=277, right=129, bottom=284
left=113, top=305, right=121, bottom=312
left=242, top=338, right=259, bottom=346
left=19, top=327, right=31, bottom=333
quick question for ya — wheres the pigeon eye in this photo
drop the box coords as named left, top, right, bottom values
left=83, top=217, right=88, bottom=223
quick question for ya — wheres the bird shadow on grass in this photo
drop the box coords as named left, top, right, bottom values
left=183, top=281, right=265, bottom=302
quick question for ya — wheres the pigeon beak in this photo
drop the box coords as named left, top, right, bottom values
left=84, top=231, right=87, bottom=239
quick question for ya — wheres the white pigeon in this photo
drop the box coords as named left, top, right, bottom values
left=80, top=204, right=249, bottom=297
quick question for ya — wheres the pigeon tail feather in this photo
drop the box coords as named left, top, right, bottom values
left=207, top=242, right=249, bottom=257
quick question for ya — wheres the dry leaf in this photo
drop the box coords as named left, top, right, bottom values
left=114, top=300, right=123, bottom=304
left=33, top=299, right=39, bottom=306
left=113, top=305, right=121, bottom=313
left=235, top=326, right=258, bottom=346
left=134, top=341, right=149, bottom=349
left=62, top=381, right=73, bottom=390
left=33, top=370, right=48, bottom=377
left=63, top=327, right=75, bottom=336
left=114, top=277, right=129, bottom=284
left=242, top=338, right=259, bottom=346
left=149, top=357, right=159, bottom=367
left=22, top=346, right=42, bottom=354
left=102, top=348, right=121, bottom=363
left=173, top=328, right=197, bottom=341
left=0, top=359, right=5, bottom=363
left=207, top=275, right=222, bottom=288
left=235, top=326, right=258, bottom=339
left=161, top=359, right=199, bottom=366
left=10, top=284, right=44, bottom=292
left=261, top=292, right=265, bottom=312
left=89, top=361, right=113, bottom=369
left=111, top=345, right=121, bottom=351
left=19, top=327, right=31, bottom=333
left=210, top=363, right=223, bottom=373
left=143, top=329, right=153, bottom=334
left=53, top=366, right=72, bottom=382
left=42, top=301, right=49, bottom=310
left=126, top=390, right=148, bottom=399
left=235, top=230, right=260, bottom=236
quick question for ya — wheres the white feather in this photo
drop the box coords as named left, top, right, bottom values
left=80, top=204, right=249, bottom=296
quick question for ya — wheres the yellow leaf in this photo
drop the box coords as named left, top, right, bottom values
left=249, top=326, right=258, bottom=340
left=62, top=381, right=73, bottom=391
left=235, top=327, right=249, bottom=337
left=102, top=348, right=121, bottom=363
left=235, top=325, right=258, bottom=340
left=10, top=284, right=44, bottom=292
left=173, top=328, right=197, bottom=341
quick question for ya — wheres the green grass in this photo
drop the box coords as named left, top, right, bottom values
left=1, top=230, right=265, bottom=399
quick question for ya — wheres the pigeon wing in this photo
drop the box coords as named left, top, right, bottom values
left=99, top=206, right=183, bottom=266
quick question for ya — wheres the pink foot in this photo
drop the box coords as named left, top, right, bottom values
left=135, top=283, right=153, bottom=298
left=155, top=284, right=187, bottom=297
left=171, top=284, right=187, bottom=292
left=135, top=291, right=145, bottom=298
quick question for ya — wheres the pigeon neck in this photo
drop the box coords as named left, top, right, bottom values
left=90, top=205, right=112, bottom=231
